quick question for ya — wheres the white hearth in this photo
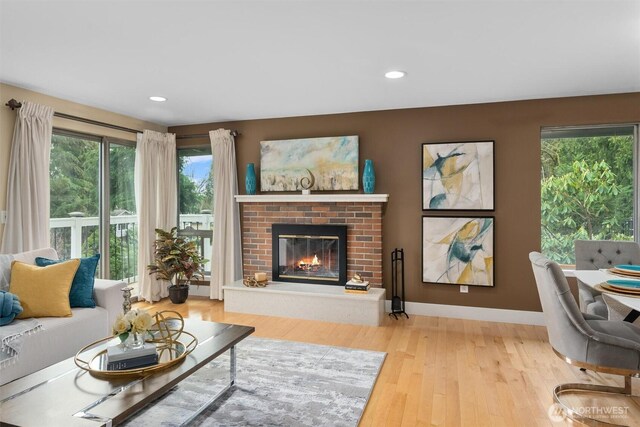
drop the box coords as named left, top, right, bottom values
left=223, top=281, right=385, bottom=326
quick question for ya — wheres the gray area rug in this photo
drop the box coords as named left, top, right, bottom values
left=124, top=337, right=386, bottom=427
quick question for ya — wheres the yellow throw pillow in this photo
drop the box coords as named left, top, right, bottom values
left=9, top=259, right=80, bottom=318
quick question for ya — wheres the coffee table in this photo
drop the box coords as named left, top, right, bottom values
left=0, top=320, right=254, bottom=426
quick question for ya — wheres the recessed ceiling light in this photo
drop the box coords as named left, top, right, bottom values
left=149, top=96, right=167, bottom=102
left=385, top=71, right=406, bottom=79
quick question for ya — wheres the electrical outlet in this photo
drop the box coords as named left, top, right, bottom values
left=0, top=211, right=6, bottom=224
left=460, top=285, right=469, bottom=293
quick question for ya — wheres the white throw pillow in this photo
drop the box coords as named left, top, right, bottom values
left=0, top=254, right=14, bottom=291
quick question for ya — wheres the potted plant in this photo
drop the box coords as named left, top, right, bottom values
left=147, top=227, right=208, bottom=304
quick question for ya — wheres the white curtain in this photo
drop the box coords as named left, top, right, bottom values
left=1, top=102, right=54, bottom=254
left=135, top=130, right=177, bottom=302
left=210, top=129, right=242, bottom=300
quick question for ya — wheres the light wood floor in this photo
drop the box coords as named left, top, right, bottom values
left=135, top=298, right=640, bottom=426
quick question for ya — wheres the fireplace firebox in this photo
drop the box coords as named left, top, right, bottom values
left=272, top=224, right=347, bottom=286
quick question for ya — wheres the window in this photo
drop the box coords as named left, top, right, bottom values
left=50, top=132, right=101, bottom=269
left=108, top=142, right=138, bottom=283
left=49, top=131, right=138, bottom=284
left=540, top=125, right=638, bottom=264
left=177, top=147, right=213, bottom=275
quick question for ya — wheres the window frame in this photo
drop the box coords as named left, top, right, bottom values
left=540, top=123, right=640, bottom=266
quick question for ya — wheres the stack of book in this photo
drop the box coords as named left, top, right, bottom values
left=106, top=342, right=158, bottom=370
left=344, top=279, right=370, bottom=294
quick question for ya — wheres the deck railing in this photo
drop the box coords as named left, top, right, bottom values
left=49, top=214, right=213, bottom=284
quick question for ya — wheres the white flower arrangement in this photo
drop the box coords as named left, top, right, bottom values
left=112, top=309, right=154, bottom=342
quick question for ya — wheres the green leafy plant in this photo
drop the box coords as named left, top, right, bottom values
left=147, top=227, right=208, bottom=287
left=541, top=134, right=634, bottom=264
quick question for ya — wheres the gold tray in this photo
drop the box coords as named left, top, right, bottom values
left=74, top=311, right=198, bottom=378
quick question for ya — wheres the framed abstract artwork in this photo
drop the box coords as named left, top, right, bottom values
left=422, top=216, right=494, bottom=287
left=422, top=141, right=494, bottom=210
left=260, top=136, right=359, bottom=191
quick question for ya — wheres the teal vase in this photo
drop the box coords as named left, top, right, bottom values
left=362, top=159, right=375, bottom=194
left=245, top=163, right=257, bottom=195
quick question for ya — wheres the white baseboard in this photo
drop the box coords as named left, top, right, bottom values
left=385, top=300, right=545, bottom=326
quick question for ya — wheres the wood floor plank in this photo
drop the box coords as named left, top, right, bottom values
left=134, top=297, right=637, bottom=426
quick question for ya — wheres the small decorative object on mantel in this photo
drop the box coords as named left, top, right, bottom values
left=245, top=163, right=257, bottom=195
left=362, top=159, right=375, bottom=194
left=243, top=276, right=268, bottom=287
left=300, top=169, right=315, bottom=195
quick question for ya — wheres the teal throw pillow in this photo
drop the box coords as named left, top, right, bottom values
left=35, top=254, right=100, bottom=308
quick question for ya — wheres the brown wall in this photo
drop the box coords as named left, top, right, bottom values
left=170, top=93, right=640, bottom=312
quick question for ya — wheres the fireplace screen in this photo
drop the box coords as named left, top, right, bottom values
left=272, top=224, right=347, bottom=285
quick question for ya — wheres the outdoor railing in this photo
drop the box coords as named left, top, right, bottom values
left=49, top=214, right=213, bottom=284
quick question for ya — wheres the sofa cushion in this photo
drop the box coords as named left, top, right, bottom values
left=0, top=306, right=109, bottom=385
left=12, top=247, right=59, bottom=264
left=36, top=254, right=100, bottom=308
left=10, top=259, right=79, bottom=318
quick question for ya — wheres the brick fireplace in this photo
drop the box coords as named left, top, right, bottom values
left=237, top=195, right=386, bottom=288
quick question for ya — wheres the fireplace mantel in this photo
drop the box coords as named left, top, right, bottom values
left=235, top=194, right=389, bottom=203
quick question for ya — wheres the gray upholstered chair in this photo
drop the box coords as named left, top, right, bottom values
left=530, top=252, right=640, bottom=426
left=574, top=239, right=640, bottom=319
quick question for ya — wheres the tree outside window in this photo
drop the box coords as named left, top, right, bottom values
left=541, top=128, right=635, bottom=264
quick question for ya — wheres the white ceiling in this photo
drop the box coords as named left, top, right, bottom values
left=1, top=1, right=639, bottom=126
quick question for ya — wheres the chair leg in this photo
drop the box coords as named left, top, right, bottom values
left=553, top=376, right=634, bottom=426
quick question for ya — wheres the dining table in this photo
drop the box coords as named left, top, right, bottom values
left=574, top=269, right=640, bottom=322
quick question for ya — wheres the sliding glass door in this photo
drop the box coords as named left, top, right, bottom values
left=177, top=147, right=213, bottom=276
left=50, top=131, right=101, bottom=271
left=108, top=142, right=138, bottom=284
left=49, top=130, right=138, bottom=284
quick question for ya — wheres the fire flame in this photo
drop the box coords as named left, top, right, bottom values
left=298, top=254, right=321, bottom=268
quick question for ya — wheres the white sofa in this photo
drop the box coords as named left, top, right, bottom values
left=0, top=248, right=124, bottom=385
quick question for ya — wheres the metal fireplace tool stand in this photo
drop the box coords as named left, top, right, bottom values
left=389, top=248, right=408, bottom=319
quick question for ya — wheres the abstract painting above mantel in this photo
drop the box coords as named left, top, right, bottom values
left=260, top=136, right=359, bottom=191
left=422, top=216, right=494, bottom=287
left=422, top=141, right=494, bottom=210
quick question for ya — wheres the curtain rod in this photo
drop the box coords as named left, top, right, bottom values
left=5, top=98, right=143, bottom=134
left=176, top=130, right=239, bottom=140
left=6, top=99, right=240, bottom=138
